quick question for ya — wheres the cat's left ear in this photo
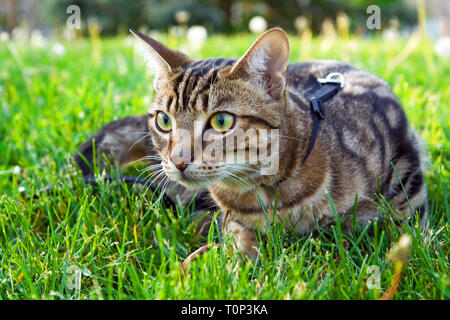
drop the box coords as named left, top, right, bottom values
left=130, top=29, right=193, bottom=91
left=228, top=28, right=290, bottom=99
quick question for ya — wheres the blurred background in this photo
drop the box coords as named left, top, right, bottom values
left=0, top=0, right=448, bottom=39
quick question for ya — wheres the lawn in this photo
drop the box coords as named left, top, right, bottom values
left=0, top=32, right=448, bottom=299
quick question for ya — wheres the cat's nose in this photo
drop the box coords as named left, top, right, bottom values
left=171, top=156, right=188, bottom=172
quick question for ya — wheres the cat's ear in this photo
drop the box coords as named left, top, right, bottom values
left=130, top=29, right=193, bottom=91
left=229, top=28, right=290, bottom=99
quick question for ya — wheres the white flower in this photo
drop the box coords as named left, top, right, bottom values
left=398, top=234, right=411, bottom=251
left=18, top=186, right=26, bottom=193
left=30, top=29, right=48, bottom=48
left=52, top=43, right=66, bottom=56
left=0, top=32, right=9, bottom=42
left=388, top=234, right=412, bottom=263
left=13, top=165, right=21, bottom=175
left=382, top=29, right=399, bottom=41
left=11, top=27, right=27, bottom=43
left=435, top=37, right=450, bottom=58
left=294, top=16, right=308, bottom=34
left=187, top=26, right=207, bottom=50
left=249, top=16, right=267, bottom=34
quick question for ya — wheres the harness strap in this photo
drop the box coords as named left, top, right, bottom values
left=300, top=73, right=344, bottom=166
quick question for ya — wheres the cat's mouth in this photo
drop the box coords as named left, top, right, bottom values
left=161, top=162, right=221, bottom=189
left=163, top=161, right=260, bottom=191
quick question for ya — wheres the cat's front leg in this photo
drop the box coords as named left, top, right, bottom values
left=223, top=215, right=260, bottom=262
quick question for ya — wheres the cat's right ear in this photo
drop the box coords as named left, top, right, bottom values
left=228, top=28, right=290, bottom=99
left=130, top=29, right=193, bottom=91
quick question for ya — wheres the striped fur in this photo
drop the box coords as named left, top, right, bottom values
left=76, top=28, right=428, bottom=260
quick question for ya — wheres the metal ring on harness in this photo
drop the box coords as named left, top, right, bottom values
left=317, top=72, right=345, bottom=88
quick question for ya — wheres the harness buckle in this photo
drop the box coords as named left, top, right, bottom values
left=310, top=98, right=325, bottom=120
left=317, top=72, right=345, bottom=88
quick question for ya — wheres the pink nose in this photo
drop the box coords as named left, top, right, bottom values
left=171, top=156, right=188, bottom=172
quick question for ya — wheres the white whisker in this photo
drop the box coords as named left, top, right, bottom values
left=128, top=133, right=151, bottom=152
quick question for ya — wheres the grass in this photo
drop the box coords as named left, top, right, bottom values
left=0, top=32, right=448, bottom=300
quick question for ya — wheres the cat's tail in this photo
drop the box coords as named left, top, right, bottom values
left=73, top=115, right=152, bottom=175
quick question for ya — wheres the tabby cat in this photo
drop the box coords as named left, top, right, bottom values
left=75, top=28, right=427, bottom=260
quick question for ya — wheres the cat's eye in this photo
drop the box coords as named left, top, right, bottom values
left=155, top=112, right=172, bottom=132
left=210, top=113, right=234, bottom=133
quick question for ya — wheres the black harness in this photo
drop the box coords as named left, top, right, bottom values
left=259, top=72, right=344, bottom=188
left=300, top=72, right=345, bottom=166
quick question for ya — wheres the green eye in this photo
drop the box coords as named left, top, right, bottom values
left=155, top=112, right=172, bottom=132
left=210, top=113, right=234, bottom=133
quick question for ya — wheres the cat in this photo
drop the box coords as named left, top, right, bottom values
left=74, top=28, right=428, bottom=260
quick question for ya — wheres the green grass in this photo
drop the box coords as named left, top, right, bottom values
left=0, top=33, right=448, bottom=299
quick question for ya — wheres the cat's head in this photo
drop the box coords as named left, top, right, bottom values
left=131, top=28, right=291, bottom=190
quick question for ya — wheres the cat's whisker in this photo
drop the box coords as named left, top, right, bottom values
left=139, top=166, right=164, bottom=185
left=136, top=167, right=164, bottom=190
left=128, top=133, right=151, bottom=152
left=153, top=174, right=174, bottom=204
left=173, top=181, right=185, bottom=200
left=132, top=163, right=163, bottom=183
left=141, top=155, right=162, bottom=161
left=216, top=180, right=241, bottom=211
left=129, top=154, right=161, bottom=166
left=148, top=173, right=166, bottom=203
left=142, top=169, right=167, bottom=197
left=160, top=175, right=173, bottom=199
left=229, top=174, right=258, bottom=199
left=217, top=173, right=250, bottom=206
left=226, top=154, right=279, bottom=166
left=137, top=163, right=163, bottom=174
left=222, top=169, right=258, bottom=196
left=140, top=161, right=163, bottom=169
left=226, top=166, right=261, bottom=182
left=228, top=165, right=262, bottom=188
left=266, top=133, right=303, bottom=142
left=227, top=163, right=263, bottom=172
